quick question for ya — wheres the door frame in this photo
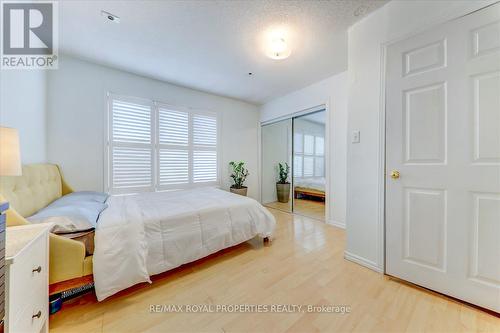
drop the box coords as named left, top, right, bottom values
left=380, top=2, right=498, bottom=274
left=260, top=103, right=331, bottom=224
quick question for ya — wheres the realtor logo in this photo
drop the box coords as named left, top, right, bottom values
left=1, top=0, right=58, bottom=69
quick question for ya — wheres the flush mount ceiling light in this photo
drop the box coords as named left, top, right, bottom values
left=264, top=28, right=292, bottom=60
left=101, top=10, right=120, bottom=23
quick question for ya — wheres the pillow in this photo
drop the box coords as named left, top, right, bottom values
left=48, top=191, right=109, bottom=207
left=28, top=201, right=108, bottom=234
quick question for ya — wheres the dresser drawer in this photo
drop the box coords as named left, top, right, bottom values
left=7, top=233, right=48, bottom=324
left=11, top=292, right=47, bottom=333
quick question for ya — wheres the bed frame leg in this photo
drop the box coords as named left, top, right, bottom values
left=263, top=237, right=271, bottom=245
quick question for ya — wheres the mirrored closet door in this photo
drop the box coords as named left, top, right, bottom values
left=292, top=111, right=326, bottom=221
left=261, top=119, right=292, bottom=213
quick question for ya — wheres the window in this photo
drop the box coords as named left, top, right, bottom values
left=107, top=94, right=219, bottom=194
left=293, top=131, right=325, bottom=178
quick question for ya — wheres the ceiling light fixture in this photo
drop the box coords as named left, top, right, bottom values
left=265, top=28, right=291, bottom=60
left=101, top=10, right=120, bottom=23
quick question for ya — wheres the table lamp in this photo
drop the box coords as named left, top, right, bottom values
left=0, top=127, right=22, bottom=177
left=0, top=126, right=22, bottom=220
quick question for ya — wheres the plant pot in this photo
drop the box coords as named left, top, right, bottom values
left=276, top=183, right=290, bottom=203
left=230, top=186, right=248, bottom=196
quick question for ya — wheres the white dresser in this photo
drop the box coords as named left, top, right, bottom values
left=5, top=224, right=51, bottom=333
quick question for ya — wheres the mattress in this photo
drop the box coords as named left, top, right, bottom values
left=294, top=177, right=326, bottom=192
left=93, top=187, right=275, bottom=301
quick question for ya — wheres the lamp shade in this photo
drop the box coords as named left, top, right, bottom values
left=0, top=127, right=22, bottom=176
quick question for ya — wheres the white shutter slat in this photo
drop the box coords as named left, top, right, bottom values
left=159, top=108, right=188, bottom=145
left=304, top=135, right=314, bottom=155
left=303, top=156, right=314, bottom=177
left=112, top=100, right=151, bottom=144
left=193, top=114, right=217, bottom=146
left=112, top=147, right=152, bottom=189
left=193, top=150, right=217, bottom=182
left=159, top=149, right=189, bottom=186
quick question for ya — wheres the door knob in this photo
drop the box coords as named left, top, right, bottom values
left=390, top=170, right=400, bottom=179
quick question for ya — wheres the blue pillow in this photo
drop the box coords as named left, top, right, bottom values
left=28, top=201, right=108, bottom=234
left=48, top=191, right=109, bottom=208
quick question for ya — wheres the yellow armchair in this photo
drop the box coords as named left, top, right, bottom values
left=0, top=164, right=93, bottom=285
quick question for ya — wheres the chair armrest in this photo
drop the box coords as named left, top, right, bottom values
left=49, top=233, right=86, bottom=284
left=57, top=165, right=74, bottom=195
left=0, top=194, right=28, bottom=226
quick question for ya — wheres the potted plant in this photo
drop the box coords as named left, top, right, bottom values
left=229, top=161, right=249, bottom=196
left=276, top=162, right=290, bottom=203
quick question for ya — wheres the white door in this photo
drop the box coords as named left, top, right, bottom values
left=386, top=3, right=500, bottom=312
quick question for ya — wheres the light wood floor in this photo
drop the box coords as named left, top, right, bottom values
left=50, top=208, right=499, bottom=333
left=265, top=199, right=325, bottom=221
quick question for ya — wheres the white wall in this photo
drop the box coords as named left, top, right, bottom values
left=47, top=55, right=261, bottom=199
left=345, top=0, right=497, bottom=272
left=260, top=71, right=348, bottom=227
left=0, top=70, right=47, bottom=164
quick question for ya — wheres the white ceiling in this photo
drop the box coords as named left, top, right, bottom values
left=59, top=0, right=387, bottom=104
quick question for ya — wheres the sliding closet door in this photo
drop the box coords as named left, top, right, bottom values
left=261, top=119, right=292, bottom=212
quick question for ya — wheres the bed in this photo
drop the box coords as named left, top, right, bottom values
left=0, top=164, right=275, bottom=301
left=94, top=187, right=275, bottom=300
left=294, top=177, right=326, bottom=200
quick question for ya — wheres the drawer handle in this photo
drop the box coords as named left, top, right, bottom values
left=32, top=310, right=42, bottom=319
left=32, top=266, right=42, bottom=273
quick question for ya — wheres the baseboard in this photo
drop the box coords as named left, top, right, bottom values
left=327, top=219, right=345, bottom=229
left=344, top=251, right=384, bottom=273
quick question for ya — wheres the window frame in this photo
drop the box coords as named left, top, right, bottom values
left=105, top=93, right=221, bottom=194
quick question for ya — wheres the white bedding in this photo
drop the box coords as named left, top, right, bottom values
left=93, top=187, right=275, bottom=301
left=294, top=177, right=326, bottom=192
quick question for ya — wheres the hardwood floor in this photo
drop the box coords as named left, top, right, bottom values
left=293, top=199, right=325, bottom=221
left=50, top=208, right=499, bottom=333
left=264, top=199, right=325, bottom=221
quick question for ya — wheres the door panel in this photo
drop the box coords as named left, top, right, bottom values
left=404, top=188, right=446, bottom=271
left=404, top=83, right=447, bottom=163
left=473, top=71, right=500, bottom=163
left=386, top=3, right=500, bottom=312
left=471, top=192, right=500, bottom=287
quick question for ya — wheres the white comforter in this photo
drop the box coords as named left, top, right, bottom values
left=93, top=188, right=275, bottom=301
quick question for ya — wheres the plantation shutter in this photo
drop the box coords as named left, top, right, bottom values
left=192, top=113, right=218, bottom=183
left=303, top=156, right=314, bottom=177
left=107, top=95, right=220, bottom=193
left=109, top=98, right=153, bottom=192
left=315, top=157, right=324, bottom=177
left=304, top=135, right=314, bottom=155
left=158, top=107, right=189, bottom=187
